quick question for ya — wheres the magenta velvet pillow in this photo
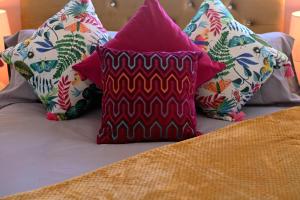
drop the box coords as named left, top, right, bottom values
left=72, top=48, right=102, bottom=89
left=105, top=0, right=196, bottom=52
left=98, top=47, right=201, bottom=144
left=73, top=0, right=225, bottom=88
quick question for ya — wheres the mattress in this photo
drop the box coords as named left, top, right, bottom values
left=0, top=102, right=288, bottom=197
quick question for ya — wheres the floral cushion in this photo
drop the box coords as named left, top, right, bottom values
left=98, top=47, right=201, bottom=144
left=0, top=0, right=110, bottom=120
left=184, top=0, right=292, bottom=121
left=73, top=0, right=225, bottom=89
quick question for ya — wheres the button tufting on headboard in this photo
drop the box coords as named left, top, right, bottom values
left=187, top=0, right=196, bottom=8
left=244, top=19, right=254, bottom=27
left=20, top=0, right=285, bottom=33
left=227, top=3, right=235, bottom=10
left=110, top=0, right=117, bottom=8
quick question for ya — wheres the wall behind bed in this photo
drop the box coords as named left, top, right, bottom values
left=285, top=0, right=300, bottom=31
left=0, top=0, right=21, bottom=33
left=1, top=0, right=300, bottom=34
left=20, top=0, right=285, bottom=33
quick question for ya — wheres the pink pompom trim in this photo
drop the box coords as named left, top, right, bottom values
left=47, top=113, right=59, bottom=121
left=284, top=62, right=294, bottom=78
left=230, top=111, right=246, bottom=122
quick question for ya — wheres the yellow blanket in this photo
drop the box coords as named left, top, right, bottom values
left=3, top=107, right=300, bottom=200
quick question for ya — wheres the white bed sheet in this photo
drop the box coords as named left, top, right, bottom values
left=0, top=103, right=289, bottom=197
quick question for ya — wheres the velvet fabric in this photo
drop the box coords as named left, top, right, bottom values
left=72, top=49, right=102, bottom=89
left=73, top=0, right=225, bottom=88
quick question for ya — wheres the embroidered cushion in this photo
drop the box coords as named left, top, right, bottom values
left=73, top=0, right=225, bottom=88
left=0, top=0, right=110, bottom=120
left=184, top=0, right=292, bottom=121
left=98, top=47, right=201, bottom=144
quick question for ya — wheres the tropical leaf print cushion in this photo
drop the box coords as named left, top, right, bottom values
left=0, top=0, right=110, bottom=120
left=184, top=0, right=292, bottom=122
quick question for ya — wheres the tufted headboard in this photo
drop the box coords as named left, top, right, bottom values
left=21, top=0, right=285, bottom=33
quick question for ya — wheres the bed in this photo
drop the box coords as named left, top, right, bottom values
left=0, top=0, right=299, bottom=198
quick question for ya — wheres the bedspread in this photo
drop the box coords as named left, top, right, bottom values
left=3, top=106, right=300, bottom=199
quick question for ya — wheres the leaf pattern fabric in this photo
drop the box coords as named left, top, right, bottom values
left=1, top=0, right=110, bottom=120
left=184, top=0, right=292, bottom=121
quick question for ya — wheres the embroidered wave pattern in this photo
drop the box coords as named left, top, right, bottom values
left=98, top=47, right=201, bottom=144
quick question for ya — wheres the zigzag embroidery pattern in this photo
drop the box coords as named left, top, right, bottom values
left=103, top=51, right=196, bottom=72
left=98, top=48, right=200, bottom=144
left=102, top=97, right=195, bottom=118
left=99, top=120, right=195, bottom=141
left=105, top=74, right=192, bottom=94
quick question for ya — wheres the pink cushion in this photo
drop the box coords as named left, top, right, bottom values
left=72, top=48, right=102, bottom=89
left=105, top=0, right=196, bottom=52
left=98, top=47, right=201, bottom=144
left=73, top=0, right=225, bottom=88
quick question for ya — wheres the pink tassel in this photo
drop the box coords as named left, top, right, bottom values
left=80, top=0, right=91, bottom=3
left=230, top=111, right=246, bottom=122
left=196, top=130, right=203, bottom=136
left=284, top=62, right=294, bottom=78
left=47, top=113, right=59, bottom=121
